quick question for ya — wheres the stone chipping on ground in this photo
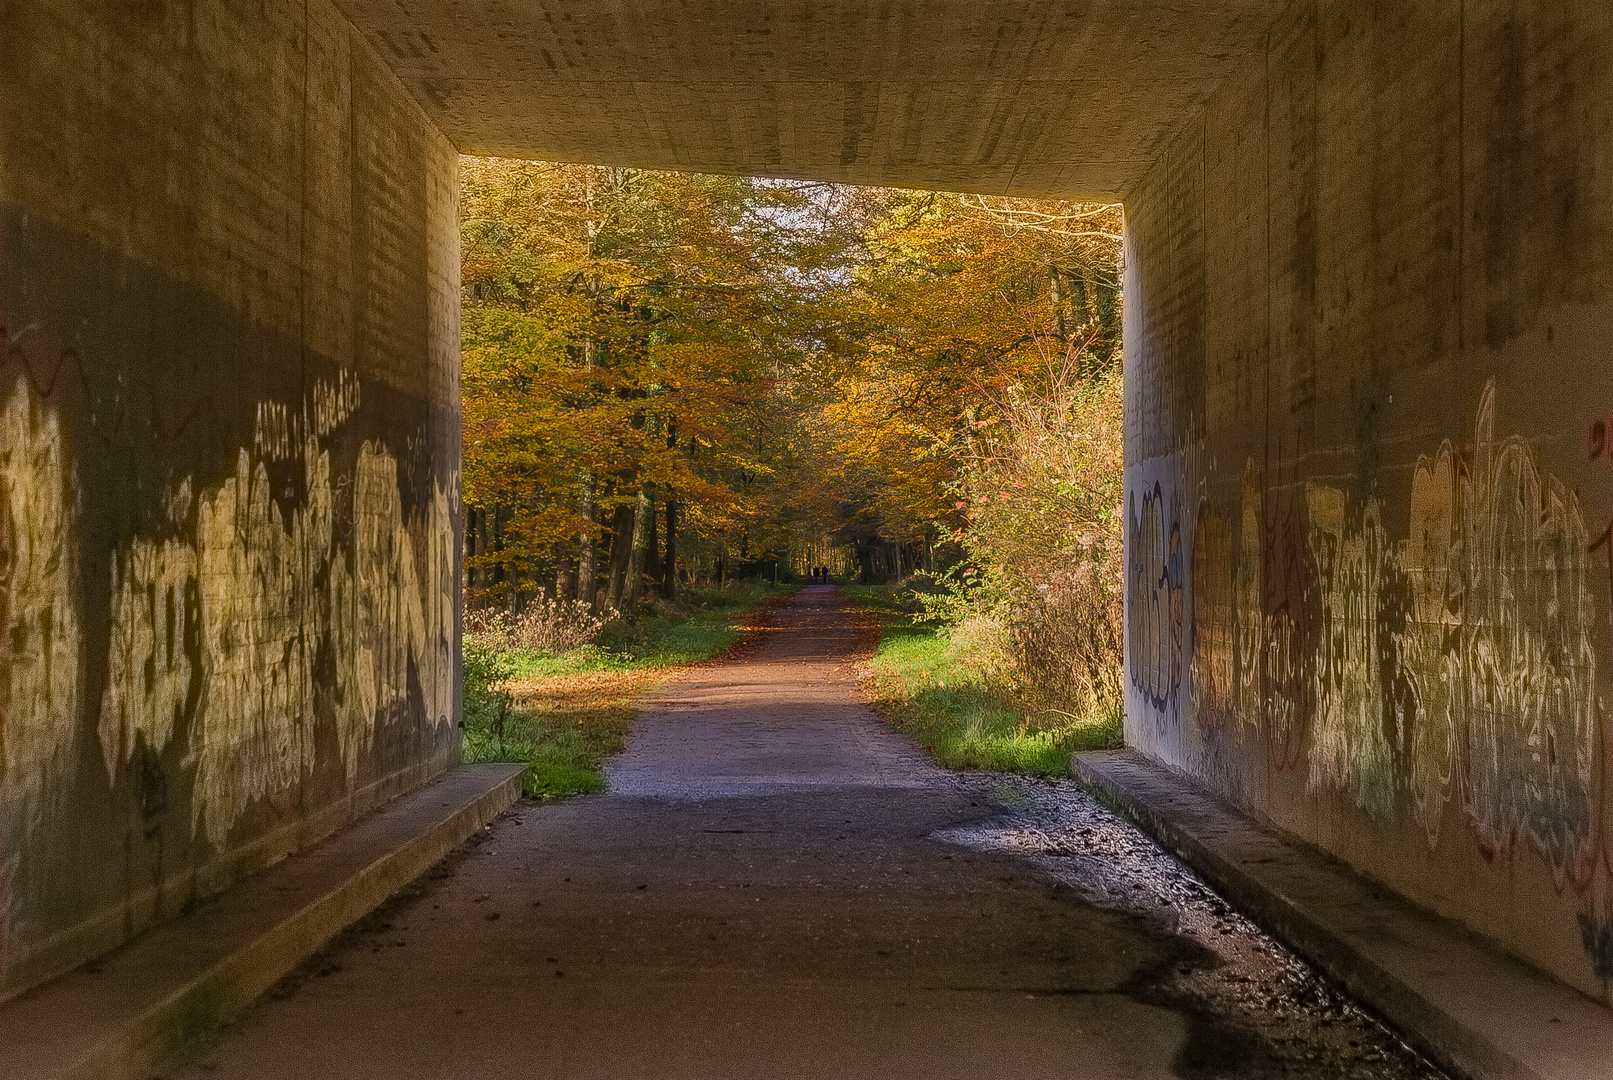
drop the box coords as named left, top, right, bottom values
left=938, top=772, right=1450, bottom=1080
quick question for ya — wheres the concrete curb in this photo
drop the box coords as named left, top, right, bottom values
left=3, top=764, right=525, bottom=1080
left=1070, top=749, right=1613, bottom=1080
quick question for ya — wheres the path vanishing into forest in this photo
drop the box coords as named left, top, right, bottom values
left=166, top=587, right=1442, bottom=1080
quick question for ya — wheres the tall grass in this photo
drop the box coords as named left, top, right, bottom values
left=852, top=587, right=1121, bottom=776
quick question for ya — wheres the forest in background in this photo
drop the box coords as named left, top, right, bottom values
left=459, top=158, right=1125, bottom=727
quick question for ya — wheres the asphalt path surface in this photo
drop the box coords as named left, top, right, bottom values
left=168, top=586, right=1446, bottom=1079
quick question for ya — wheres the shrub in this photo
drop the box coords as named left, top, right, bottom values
left=461, top=632, right=516, bottom=752
left=464, top=590, right=610, bottom=655
left=858, top=608, right=1120, bottom=778
left=957, top=365, right=1125, bottom=722
left=1009, top=556, right=1124, bottom=722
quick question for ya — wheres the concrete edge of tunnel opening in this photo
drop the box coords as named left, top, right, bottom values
left=1069, top=749, right=1613, bottom=1080
left=0, top=764, right=525, bottom=1080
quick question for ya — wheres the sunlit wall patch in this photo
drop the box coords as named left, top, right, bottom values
left=92, top=372, right=457, bottom=851
left=0, top=377, right=84, bottom=954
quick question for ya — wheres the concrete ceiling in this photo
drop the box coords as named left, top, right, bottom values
left=336, top=1, right=1286, bottom=198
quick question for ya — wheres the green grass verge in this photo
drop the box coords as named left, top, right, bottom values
left=464, top=712, right=618, bottom=799
left=462, top=580, right=793, bottom=798
left=848, top=585, right=1121, bottom=776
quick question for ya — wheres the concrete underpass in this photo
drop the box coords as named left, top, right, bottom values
left=2, top=3, right=1611, bottom=1078
left=160, top=587, right=1452, bottom=1079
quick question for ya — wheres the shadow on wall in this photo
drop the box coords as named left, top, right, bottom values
left=0, top=366, right=456, bottom=989
left=1128, top=380, right=1613, bottom=980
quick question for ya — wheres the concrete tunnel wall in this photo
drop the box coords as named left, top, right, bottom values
left=1122, top=0, right=1613, bottom=1003
left=5, top=0, right=1610, bottom=1019
left=0, top=0, right=461, bottom=996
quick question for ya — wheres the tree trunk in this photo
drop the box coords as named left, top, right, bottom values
left=623, top=484, right=655, bottom=615
left=479, top=509, right=491, bottom=594
left=658, top=421, right=678, bottom=600
left=1096, top=280, right=1117, bottom=366
left=1073, top=275, right=1091, bottom=326
left=578, top=473, right=597, bottom=608
left=555, top=544, right=577, bottom=601
left=604, top=502, right=636, bottom=612
left=491, top=507, right=513, bottom=612
left=661, top=496, right=677, bottom=600
left=1048, top=264, right=1066, bottom=342
left=644, top=495, right=661, bottom=584
left=577, top=331, right=600, bottom=609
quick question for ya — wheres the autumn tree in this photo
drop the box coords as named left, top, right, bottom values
left=800, top=190, right=1122, bottom=582
left=460, top=160, right=847, bottom=611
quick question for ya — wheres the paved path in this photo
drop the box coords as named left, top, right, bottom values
left=168, top=587, right=1443, bottom=1079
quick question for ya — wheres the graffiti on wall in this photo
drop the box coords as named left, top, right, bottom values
left=1306, top=384, right=1596, bottom=879
left=4, top=371, right=455, bottom=876
left=1147, top=380, right=1608, bottom=971
left=1167, top=382, right=1599, bottom=880
left=1141, top=379, right=1613, bottom=976
left=1127, top=482, right=1183, bottom=718
left=1303, top=484, right=1401, bottom=818
left=1184, top=460, right=1310, bottom=767
left=0, top=379, right=84, bottom=928
left=100, top=391, right=455, bottom=849
left=1189, top=504, right=1234, bottom=728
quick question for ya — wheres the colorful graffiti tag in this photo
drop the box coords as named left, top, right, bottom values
left=1138, top=380, right=1610, bottom=974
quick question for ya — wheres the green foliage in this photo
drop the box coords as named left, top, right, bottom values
left=462, top=705, right=626, bottom=800
left=856, top=594, right=1121, bottom=776
left=522, top=736, right=610, bottom=798
left=838, top=583, right=926, bottom=617
left=461, top=634, right=516, bottom=749
left=904, top=565, right=995, bottom=625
